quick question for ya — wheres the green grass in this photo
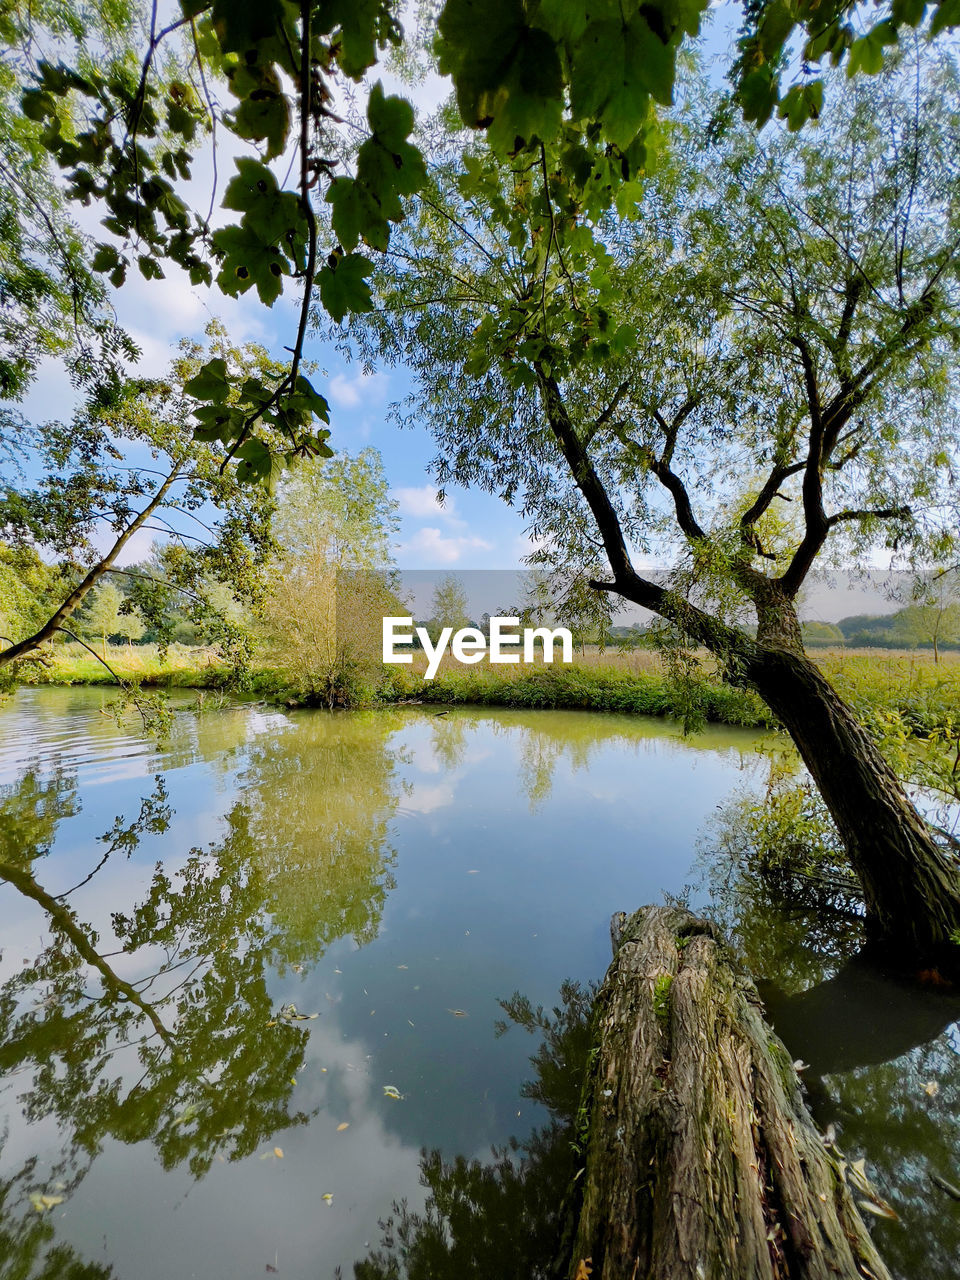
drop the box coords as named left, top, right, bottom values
left=379, top=663, right=774, bottom=727
left=18, top=641, right=227, bottom=688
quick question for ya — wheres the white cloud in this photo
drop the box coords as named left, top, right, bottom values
left=328, top=369, right=388, bottom=408
left=395, top=486, right=465, bottom=526
left=397, top=526, right=493, bottom=564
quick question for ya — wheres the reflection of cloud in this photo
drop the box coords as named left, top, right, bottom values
left=407, top=741, right=442, bottom=774
left=398, top=781, right=456, bottom=815
left=397, top=526, right=493, bottom=565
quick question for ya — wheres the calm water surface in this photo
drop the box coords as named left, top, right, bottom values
left=0, top=687, right=956, bottom=1279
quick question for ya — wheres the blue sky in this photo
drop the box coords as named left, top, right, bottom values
left=17, top=2, right=746, bottom=573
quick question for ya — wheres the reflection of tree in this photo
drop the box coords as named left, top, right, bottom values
left=0, top=712, right=409, bottom=1273
left=426, top=714, right=470, bottom=773
left=698, top=788, right=864, bottom=992
left=481, top=710, right=772, bottom=812
left=0, top=774, right=311, bottom=1180
left=699, top=791, right=960, bottom=1280
left=354, top=980, right=595, bottom=1280
left=0, top=1141, right=112, bottom=1280
left=241, top=710, right=404, bottom=963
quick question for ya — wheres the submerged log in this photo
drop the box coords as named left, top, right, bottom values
left=563, top=906, right=891, bottom=1280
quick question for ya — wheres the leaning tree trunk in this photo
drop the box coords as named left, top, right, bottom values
left=747, top=645, right=960, bottom=961
left=563, top=906, right=892, bottom=1280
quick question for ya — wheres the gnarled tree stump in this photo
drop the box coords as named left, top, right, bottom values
left=564, top=906, right=891, bottom=1280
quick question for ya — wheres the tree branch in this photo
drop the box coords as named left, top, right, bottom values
left=826, top=505, right=911, bottom=527
left=0, top=466, right=180, bottom=666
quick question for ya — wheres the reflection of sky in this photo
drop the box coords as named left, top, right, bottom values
left=0, top=691, right=821, bottom=1278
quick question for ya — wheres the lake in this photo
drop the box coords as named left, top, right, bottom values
left=0, top=687, right=957, bottom=1279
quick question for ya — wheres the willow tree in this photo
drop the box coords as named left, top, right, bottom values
left=349, top=50, right=960, bottom=958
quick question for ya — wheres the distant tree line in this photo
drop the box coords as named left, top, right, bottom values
left=803, top=601, right=960, bottom=656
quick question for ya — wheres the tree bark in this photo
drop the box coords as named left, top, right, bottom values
left=746, top=645, right=960, bottom=960
left=564, top=906, right=892, bottom=1280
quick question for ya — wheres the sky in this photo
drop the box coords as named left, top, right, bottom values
left=15, top=2, right=750, bottom=576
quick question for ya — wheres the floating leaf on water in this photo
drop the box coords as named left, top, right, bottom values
left=29, top=1193, right=64, bottom=1213
left=858, top=1198, right=899, bottom=1220
left=407, top=1019, right=415, bottom=1027
left=266, top=1019, right=277, bottom=1027
left=337, top=1123, right=350, bottom=1132
left=924, top=1080, right=940, bottom=1097
left=334, top=968, right=342, bottom=974
left=274, top=1147, right=284, bottom=1159
left=173, top=1103, right=199, bottom=1126
left=322, top=1193, right=333, bottom=1202
left=447, top=1009, right=468, bottom=1017
left=383, top=1085, right=401, bottom=1100
left=397, top=964, right=408, bottom=970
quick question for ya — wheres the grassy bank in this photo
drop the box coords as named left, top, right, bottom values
left=18, top=641, right=960, bottom=740
left=378, top=662, right=775, bottom=727
left=14, top=641, right=228, bottom=688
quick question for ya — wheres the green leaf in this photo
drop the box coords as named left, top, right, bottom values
left=184, top=358, right=229, bottom=400
left=367, top=82, right=415, bottom=150
left=223, top=157, right=278, bottom=211
left=436, top=0, right=525, bottom=127
left=212, top=224, right=286, bottom=305
left=318, top=254, right=374, bottom=323
left=211, top=0, right=286, bottom=53
left=777, top=80, right=823, bottom=130
left=321, top=0, right=386, bottom=77
left=847, top=22, right=897, bottom=76
left=234, top=438, right=273, bottom=485
left=138, top=254, right=164, bottom=280
left=758, top=0, right=797, bottom=58
left=930, top=0, right=960, bottom=33
left=223, top=158, right=305, bottom=257
left=571, top=16, right=673, bottom=146
left=231, top=93, right=289, bottom=160
left=21, top=88, right=55, bottom=121
left=91, top=244, right=120, bottom=272
left=891, top=0, right=927, bottom=24
left=740, top=65, right=779, bottom=125
left=486, top=26, right=564, bottom=150
left=327, top=177, right=377, bottom=253
left=293, top=375, right=331, bottom=423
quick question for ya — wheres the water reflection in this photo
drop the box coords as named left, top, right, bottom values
left=4, top=691, right=958, bottom=1279
left=354, top=980, right=594, bottom=1280
left=0, top=1142, right=111, bottom=1280
left=0, top=707, right=406, bottom=1274
left=702, top=791, right=960, bottom=1280
left=0, top=769, right=311, bottom=1170
left=242, top=709, right=405, bottom=959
